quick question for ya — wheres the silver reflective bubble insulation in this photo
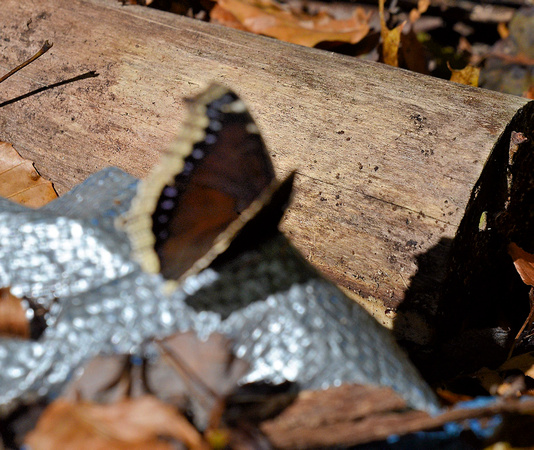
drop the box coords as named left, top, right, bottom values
left=0, top=167, right=440, bottom=416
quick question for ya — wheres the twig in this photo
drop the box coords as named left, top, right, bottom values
left=507, top=287, right=534, bottom=360
left=0, top=41, right=53, bottom=84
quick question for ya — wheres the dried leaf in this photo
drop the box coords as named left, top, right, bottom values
left=508, top=243, right=534, bottom=287
left=498, top=22, right=510, bottom=40
left=210, top=4, right=248, bottom=31
left=448, top=63, right=480, bottom=87
left=400, top=28, right=428, bottom=74
left=155, top=331, right=250, bottom=402
left=379, top=0, right=405, bottom=67
left=261, top=384, right=534, bottom=448
left=504, top=244, right=534, bottom=358
left=136, top=0, right=155, bottom=4
left=500, top=352, right=534, bottom=379
left=0, top=288, right=29, bottom=339
left=0, top=141, right=57, bottom=207
left=212, top=0, right=370, bottom=47
left=496, top=374, right=525, bottom=397
left=474, top=353, right=534, bottom=396
left=25, top=396, right=206, bottom=450
left=154, top=331, right=250, bottom=430
left=408, top=0, right=430, bottom=23
left=261, top=383, right=423, bottom=448
left=62, top=355, right=142, bottom=404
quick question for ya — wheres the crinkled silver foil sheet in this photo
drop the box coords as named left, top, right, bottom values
left=0, top=168, right=440, bottom=416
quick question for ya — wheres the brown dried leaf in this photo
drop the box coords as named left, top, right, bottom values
left=448, top=63, right=480, bottom=87
left=120, top=0, right=155, bottom=4
left=474, top=353, right=534, bottom=396
left=408, top=0, right=430, bottom=23
left=210, top=4, right=248, bottom=31
left=500, top=352, right=534, bottom=379
left=154, top=331, right=250, bottom=431
left=505, top=245, right=534, bottom=358
left=155, top=331, right=250, bottom=402
left=261, top=383, right=424, bottom=448
left=0, top=141, right=57, bottom=207
left=498, top=22, right=510, bottom=40
left=263, top=383, right=534, bottom=448
left=382, top=23, right=404, bottom=67
left=496, top=374, right=525, bottom=397
left=508, top=243, right=534, bottom=287
left=62, top=355, right=141, bottom=404
left=401, top=28, right=429, bottom=74
left=0, top=288, right=29, bottom=339
left=25, top=396, right=207, bottom=450
left=379, top=0, right=405, bottom=67
left=213, top=0, right=370, bottom=47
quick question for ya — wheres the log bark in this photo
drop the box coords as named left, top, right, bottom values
left=0, top=0, right=528, bottom=345
left=260, top=384, right=534, bottom=448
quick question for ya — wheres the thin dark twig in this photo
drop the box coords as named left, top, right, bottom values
left=507, top=287, right=534, bottom=360
left=0, top=41, right=53, bottom=84
left=0, top=71, right=99, bottom=108
left=155, top=340, right=222, bottom=410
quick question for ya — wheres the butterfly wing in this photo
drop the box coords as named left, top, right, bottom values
left=121, top=85, right=276, bottom=281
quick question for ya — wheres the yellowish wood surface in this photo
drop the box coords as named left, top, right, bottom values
left=0, top=0, right=527, bottom=342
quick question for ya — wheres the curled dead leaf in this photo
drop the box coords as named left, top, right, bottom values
left=0, top=288, right=29, bottom=339
left=212, top=0, right=370, bottom=47
left=0, top=141, right=57, bottom=207
left=382, top=22, right=405, bottom=67
left=25, top=396, right=207, bottom=450
left=448, top=62, right=480, bottom=87
left=507, top=244, right=534, bottom=358
left=409, top=0, right=430, bottom=24
left=497, top=22, right=510, bottom=40
left=500, top=352, right=534, bottom=380
left=154, top=331, right=250, bottom=430
left=379, top=0, right=404, bottom=67
left=508, top=242, right=534, bottom=287
left=211, top=4, right=248, bottom=31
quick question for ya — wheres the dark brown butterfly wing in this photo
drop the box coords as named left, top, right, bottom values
left=120, top=85, right=278, bottom=282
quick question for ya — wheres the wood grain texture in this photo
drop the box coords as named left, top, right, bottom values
left=261, top=384, right=534, bottom=448
left=0, top=0, right=528, bottom=343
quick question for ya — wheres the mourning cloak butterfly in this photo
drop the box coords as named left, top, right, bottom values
left=121, top=85, right=292, bottom=283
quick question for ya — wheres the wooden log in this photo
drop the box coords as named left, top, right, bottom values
left=0, top=0, right=528, bottom=346
left=260, top=383, right=534, bottom=448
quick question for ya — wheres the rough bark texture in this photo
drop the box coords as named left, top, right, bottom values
left=0, top=0, right=528, bottom=345
left=260, top=383, right=534, bottom=448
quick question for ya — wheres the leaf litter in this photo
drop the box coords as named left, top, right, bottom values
left=0, top=141, right=57, bottom=208
left=125, top=0, right=534, bottom=94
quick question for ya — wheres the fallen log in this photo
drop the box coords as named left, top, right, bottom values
left=0, top=0, right=529, bottom=348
